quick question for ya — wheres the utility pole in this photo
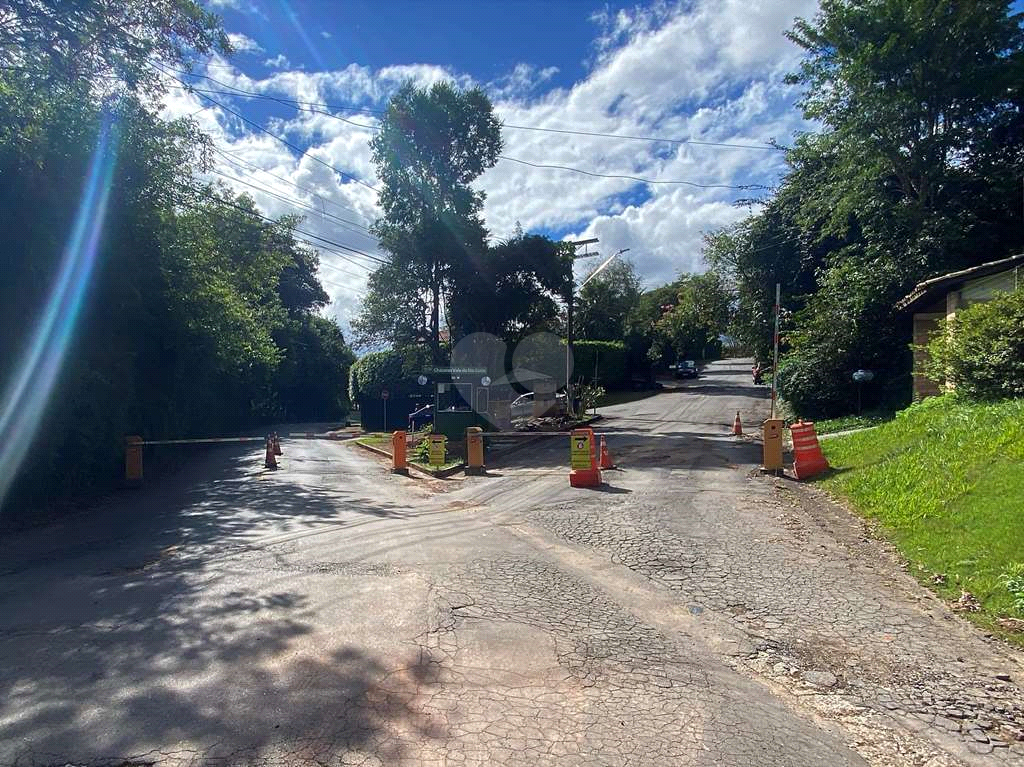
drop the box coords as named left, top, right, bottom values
left=771, top=282, right=780, bottom=419
left=565, top=238, right=599, bottom=417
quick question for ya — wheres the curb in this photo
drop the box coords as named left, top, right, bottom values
left=352, top=440, right=466, bottom=479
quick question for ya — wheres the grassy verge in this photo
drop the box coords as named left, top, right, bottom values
left=357, top=431, right=463, bottom=472
left=355, top=432, right=391, bottom=450
left=819, top=395, right=1024, bottom=644
left=814, top=410, right=893, bottom=435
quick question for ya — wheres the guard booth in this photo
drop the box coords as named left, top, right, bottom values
left=419, top=366, right=493, bottom=440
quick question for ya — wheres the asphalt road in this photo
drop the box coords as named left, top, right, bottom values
left=0, top=359, right=1021, bottom=766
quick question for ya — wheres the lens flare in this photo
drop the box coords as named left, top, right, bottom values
left=0, top=112, right=120, bottom=509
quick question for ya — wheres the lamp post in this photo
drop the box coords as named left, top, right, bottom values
left=565, top=245, right=630, bottom=417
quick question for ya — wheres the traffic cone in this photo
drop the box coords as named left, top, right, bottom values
left=599, top=436, right=615, bottom=469
left=273, top=432, right=282, bottom=456
left=264, top=435, right=278, bottom=470
left=732, top=411, right=743, bottom=435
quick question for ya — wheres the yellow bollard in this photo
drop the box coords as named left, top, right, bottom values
left=125, top=435, right=144, bottom=485
left=761, top=419, right=784, bottom=472
left=466, top=427, right=485, bottom=475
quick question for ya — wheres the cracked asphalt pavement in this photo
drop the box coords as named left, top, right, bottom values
left=0, top=359, right=1021, bottom=766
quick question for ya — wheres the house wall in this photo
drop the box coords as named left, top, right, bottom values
left=911, top=265, right=1019, bottom=400
left=912, top=313, right=944, bottom=400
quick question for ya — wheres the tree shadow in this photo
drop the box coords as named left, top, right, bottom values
left=0, top=568, right=445, bottom=763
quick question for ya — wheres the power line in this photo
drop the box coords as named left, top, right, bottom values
left=165, top=68, right=781, bottom=151
left=154, top=64, right=379, bottom=192
left=213, top=146, right=374, bottom=225
left=501, top=123, right=780, bottom=151
left=165, top=69, right=777, bottom=189
left=206, top=166, right=379, bottom=243
left=176, top=181, right=389, bottom=265
left=496, top=155, right=770, bottom=191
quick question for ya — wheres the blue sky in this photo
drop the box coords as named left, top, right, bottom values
left=177, top=0, right=821, bottom=333
left=217, top=0, right=612, bottom=88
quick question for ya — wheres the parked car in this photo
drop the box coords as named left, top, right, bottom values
left=675, top=360, right=698, bottom=379
left=407, top=404, right=434, bottom=431
left=510, top=391, right=567, bottom=420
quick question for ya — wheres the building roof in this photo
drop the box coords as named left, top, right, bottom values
left=896, top=252, right=1024, bottom=313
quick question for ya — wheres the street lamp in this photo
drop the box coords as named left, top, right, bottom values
left=565, top=245, right=630, bottom=416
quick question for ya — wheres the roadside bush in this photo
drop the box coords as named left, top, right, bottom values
left=924, top=287, right=1024, bottom=400
left=348, top=346, right=431, bottom=402
left=1001, top=564, right=1024, bottom=617
left=571, top=340, right=628, bottom=389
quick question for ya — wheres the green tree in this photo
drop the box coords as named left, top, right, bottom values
left=361, top=81, right=502, bottom=359
left=0, top=0, right=230, bottom=94
left=449, top=233, right=573, bottom=345
left=650, top=273, right=731, bottom=364
left=576, top=259, right=643, bottom=341
left=710, top=0, right=1024, bottom=417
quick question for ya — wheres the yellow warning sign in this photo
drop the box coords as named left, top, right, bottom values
left=570, top=430, right=592, bottom=470
left=428, top=434, right=447, bottom=466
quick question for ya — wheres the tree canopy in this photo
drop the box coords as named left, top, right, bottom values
left=0, top=3, right=354, bottom=516
left=709, top=0, right=1024, bottom=417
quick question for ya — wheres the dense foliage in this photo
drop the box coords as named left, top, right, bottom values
left=0, top=2, right=354, bottom=515
left=571, top=341, right=629, bottom=389
left=925, top=288, right=1024, bottom=399
left=357, top=82, right=503, bottom=359
left=709, top=0, right=1024, bottom=418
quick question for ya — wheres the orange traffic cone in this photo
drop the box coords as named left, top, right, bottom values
left=599, top=436, right=616, bottom=469
left=732, top=411, right=743, bottom=435
left=273, top=432, right=282, bottom=456
left=264, top=435, right=278, bottom=470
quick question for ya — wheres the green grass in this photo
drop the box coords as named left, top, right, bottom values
left=820, top=395, right=1024, bottom=643
left=814, top=410, right=893, bottom=435
left=356, top=430, right=463, bottom=472
left=355, top=432, right=392, bottom=450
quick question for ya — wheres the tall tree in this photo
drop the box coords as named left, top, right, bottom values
left=708, top=0, right=1024, bottom=417
left=362, top=81, right=502, bottom=359
left=575, top=259, right=643, bottom=341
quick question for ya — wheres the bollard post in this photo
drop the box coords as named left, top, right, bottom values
left=125, top=436, right=144, bottom=485
left=761, top=419, right=784, bottom=473
left=465, top=427, right=485, bottom=475
left=392, top=430, right=408, bottom=474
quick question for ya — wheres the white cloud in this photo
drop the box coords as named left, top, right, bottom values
left=159, top=0, right=818, bottom=332
left=263, top=53, right=292, bottom=70
left=487, top=63, right=560, bottom=100
left=320, top=31, right=332, bottom=39
left=227, top=32, right=263, bottom=54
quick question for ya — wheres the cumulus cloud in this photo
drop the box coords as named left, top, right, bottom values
left=263, top=53, right=292, bottom=70
left=227, top=32, right=263, bottom=54
left=160, top=0, right=818, bottom=332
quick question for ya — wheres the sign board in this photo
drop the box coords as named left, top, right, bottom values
left=570, top=430, right=593, bottom=470
left=424, top=366, right=487, bottom=375
left=381, top=390, right=389, bottom=400
left=428, top=434, right=447, bottom=466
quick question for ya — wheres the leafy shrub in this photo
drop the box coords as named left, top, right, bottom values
left=571, top=340, right=628, bottom=389
left=924, top=288, right=1024, bottom=400
left=1001, top=563, right=1024, bottom=616
left=348, top=346, right=431, bottom=403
